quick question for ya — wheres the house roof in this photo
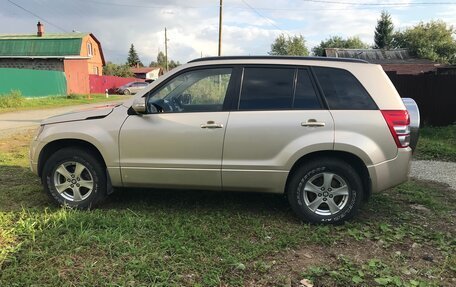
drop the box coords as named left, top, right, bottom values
left=324, top=48, right=437, bottom=65
left=0, top=33, right=87, bottom=57
left=0, top=32, right=105, bottom=65
left=131, top=67, right=161, bottom=74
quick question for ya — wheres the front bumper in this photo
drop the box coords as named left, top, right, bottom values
left=367, top=147, right=412, bottom=193
left=29, top=137, right=45, bottom=175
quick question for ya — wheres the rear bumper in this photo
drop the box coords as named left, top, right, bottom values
left=367, top=148, right=412, bottom=192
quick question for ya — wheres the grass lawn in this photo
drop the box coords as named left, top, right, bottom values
left=415, top=125, right=456, bottom=162
left=0, top=91, right=126, bottom=114
left=0, top=131, right=455, bottom=286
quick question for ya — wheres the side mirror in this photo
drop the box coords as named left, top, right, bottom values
left=132, top=98, right=146, bottom=114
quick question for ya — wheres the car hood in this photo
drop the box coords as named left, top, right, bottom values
left=41, top=104, right=119, bottom=125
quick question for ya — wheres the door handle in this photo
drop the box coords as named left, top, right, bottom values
left=201, top=121, right=223, bottom=129
left=301, top=119, right=325, bottom=127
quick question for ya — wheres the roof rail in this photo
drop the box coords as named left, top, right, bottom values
left=188, top=55, right=368, bottom=64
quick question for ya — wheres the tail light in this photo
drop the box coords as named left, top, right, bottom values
left=381, top=110, right=411, bottom=148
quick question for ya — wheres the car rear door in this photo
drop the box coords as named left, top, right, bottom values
left=222, top=66, right=335, bottom=193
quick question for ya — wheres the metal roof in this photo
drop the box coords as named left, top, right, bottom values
left=188, top=55, right=368, bottom=64
left=324, top=48, right=437, bottom=64
left=0, top=33, right=87, bottom=57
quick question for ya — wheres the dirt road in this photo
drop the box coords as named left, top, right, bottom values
left=0, top=100, right=124, bottom=137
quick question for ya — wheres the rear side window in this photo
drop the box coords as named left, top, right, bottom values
left=239, top=67, right=294, bottom=110
left=313, top=67, right=377, bottom=110
left=294, top=69, right=321, bottom=109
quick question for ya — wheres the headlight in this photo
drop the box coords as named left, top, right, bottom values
left=35, top=125, right=45, bottom=140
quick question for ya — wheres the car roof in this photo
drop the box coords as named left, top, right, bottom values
left=188, top=55, right=368, bottom=64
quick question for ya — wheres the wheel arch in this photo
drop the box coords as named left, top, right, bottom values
left=285, top=150, right=372, bottom=201
left=38, top=139, right=107, bottom=178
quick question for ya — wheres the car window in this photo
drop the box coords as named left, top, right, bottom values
left=294, top=69, right=321, bottom=109
left=313, top=67, right=377, bottom=110
left=239, top=67, right=294, bottom=110
left=147, top=68, right=232, bottom=113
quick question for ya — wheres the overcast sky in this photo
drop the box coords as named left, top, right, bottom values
left=1, top=0, right=456, bottom=65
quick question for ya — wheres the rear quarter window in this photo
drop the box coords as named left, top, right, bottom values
left=313, top=67, right=377, bottom=110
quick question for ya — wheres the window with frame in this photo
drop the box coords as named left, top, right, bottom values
left=147, top=68, right=232, bottom=113
left=239, top=67, right=295, bottom=110
left=294, top=69, right=321, bottom=109
left=87, top=42, right=93, bottom=56
left=313, top=67, right=377, bottom=110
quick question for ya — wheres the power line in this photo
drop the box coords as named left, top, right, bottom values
left=6, top=0, right=68, bottom=32
left=76, top=0, right=217, bottom=9
left=75, top=0, right=456, bottom=12
left=240, top=0, right=288, bottom=34
left=300, top=0, right=456, bottom=6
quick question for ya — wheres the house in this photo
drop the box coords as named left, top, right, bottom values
left=324, top=48, right=442, bottom=75
left=0, top=22, right=105, bottom=94
left=131, top=67, right=163, bottom=80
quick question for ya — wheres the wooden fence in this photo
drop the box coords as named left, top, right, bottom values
left=387, top=73, right=456, bottom=126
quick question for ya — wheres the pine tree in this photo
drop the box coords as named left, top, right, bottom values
left=374, top=11, right=394, bottom=49
left=127, top=44, right=143, bottom=67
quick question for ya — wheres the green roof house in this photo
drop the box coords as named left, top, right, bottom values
left=0, top=22, right=105, bottom=94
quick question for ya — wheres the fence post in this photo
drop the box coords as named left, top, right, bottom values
left=105, top=89, right=109, bottom=98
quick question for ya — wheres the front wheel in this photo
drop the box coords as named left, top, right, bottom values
left=42, top=148, right=107, bottom=209
left=287, top=158, right=364, bottom=224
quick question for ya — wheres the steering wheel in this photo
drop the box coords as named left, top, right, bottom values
left=147, top=99, right=172, bottom=113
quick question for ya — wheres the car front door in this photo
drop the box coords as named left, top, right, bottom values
left=119, top=67, right=235, bottom=190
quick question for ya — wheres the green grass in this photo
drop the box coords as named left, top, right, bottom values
left=0, top=90, right=125, bottom=113
left=415, top=125, right=456, bottom=162
left=0, top=133, right=455, bottom=286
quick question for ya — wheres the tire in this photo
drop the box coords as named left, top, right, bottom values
left=42, top=148, right=107, bottom=209
left=287, top=158, right=364, bottom=224
left=123, top=89, right=131, bottom=95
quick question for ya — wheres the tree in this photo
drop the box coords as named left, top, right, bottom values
left=394, top=20, right=456, bottom=64
left=374, top=11, right=394, bottom=49
left=149, top=51, right=180, bottom=70
left=103, top=62, right=134, bottom=77
left=312, top=36, right=369, bottom=56
left=127, top=44, right=143, bottom=67
left=269, top=34, right=309, bottom=56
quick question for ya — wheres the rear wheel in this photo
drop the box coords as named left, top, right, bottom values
left=42, top=148, right=107, bottom=209
left=287, top=158, right=364, bottom=224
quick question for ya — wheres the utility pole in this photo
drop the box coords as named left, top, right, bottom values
left=218, top=0, right=222, bottom=56
left=164, top=27, right=169, bottom=72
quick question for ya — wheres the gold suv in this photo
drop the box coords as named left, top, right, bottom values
left=30, top=56, right=419, bottom=224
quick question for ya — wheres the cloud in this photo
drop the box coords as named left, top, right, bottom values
left=0, top=0, right=454, bottom=65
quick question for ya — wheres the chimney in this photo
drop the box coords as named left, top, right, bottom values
left=37, top=21, right=44, bottom=37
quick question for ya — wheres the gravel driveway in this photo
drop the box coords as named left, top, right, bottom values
left=410, top=160, right=456, bottom=190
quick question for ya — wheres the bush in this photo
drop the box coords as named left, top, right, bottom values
left=0, top=90, right=25, bottom=108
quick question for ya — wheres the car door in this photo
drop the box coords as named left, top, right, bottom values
left=222, top=66, right=335, bottom=193
left=129, top=82, right=140, bottom=94
left=119, top=67, right=235, bottom=190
